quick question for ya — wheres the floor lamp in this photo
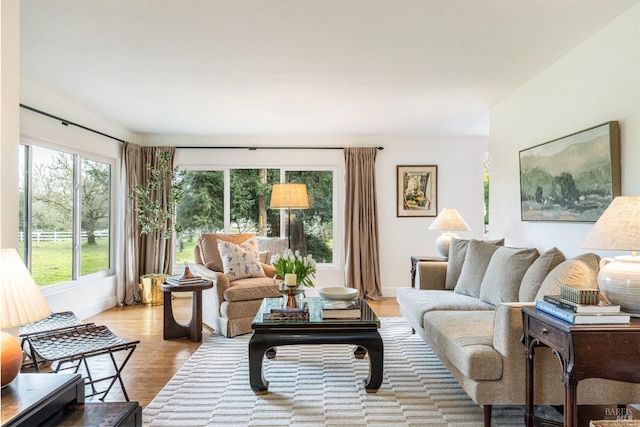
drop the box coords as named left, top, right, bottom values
left=270, top=183, right=310, bottom=249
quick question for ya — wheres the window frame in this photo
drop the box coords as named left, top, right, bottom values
left=173, top=164, right=338, bottom=269
left=20, top=138, right=116, bottom=286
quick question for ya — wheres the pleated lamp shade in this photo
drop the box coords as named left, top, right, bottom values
left=1, top=248, right=51, bottom=328
left=1, top=248, right=51, bottom=387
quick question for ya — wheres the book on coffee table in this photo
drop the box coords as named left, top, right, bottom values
left=321, top=300, right=361, bottom=319
left=543, top=294, right=620, bottom=313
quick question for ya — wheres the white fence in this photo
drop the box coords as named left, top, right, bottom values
left=19, top=230, right=109, bottom=242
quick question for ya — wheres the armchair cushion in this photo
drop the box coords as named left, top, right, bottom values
left=198, top=233, right=254, bottom=272
left=217, top=236, right=266, bottom=281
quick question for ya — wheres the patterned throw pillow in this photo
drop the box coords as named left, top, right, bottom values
left=217, top=236, right=266, bottom=281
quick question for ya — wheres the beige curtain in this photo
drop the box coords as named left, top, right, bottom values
left=118, top=143, right=176, bottom=305
left=344, top=147, right=383, bottom=300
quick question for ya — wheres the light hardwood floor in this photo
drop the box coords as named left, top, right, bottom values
left=25, top=296, right=401, bottom=408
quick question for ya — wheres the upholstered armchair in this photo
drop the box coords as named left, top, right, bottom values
left=191, top=233, right=287, bottom=337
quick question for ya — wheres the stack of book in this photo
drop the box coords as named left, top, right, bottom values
left=321, top=299, right=361, bottom=319
left=267, top=306, right=310, bottom=321
left=536, top=286, right=630, bottom=325
left=165, top=274, right=206, bottom=286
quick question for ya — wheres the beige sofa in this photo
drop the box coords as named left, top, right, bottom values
left=191, top=233, right=287, bottom=337
left=396, top=238, right=640, bottom=426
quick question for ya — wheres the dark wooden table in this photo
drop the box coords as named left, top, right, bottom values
left=1, top=373, right=84, bottom=427
left=521, top=306, right=640, bottom=427
left=161, top=280, right=213, bottom=342
left=410, top=255, right=446, bottom=287
left=249, top=297, right=383, bottom=395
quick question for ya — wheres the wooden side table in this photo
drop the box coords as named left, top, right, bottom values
left=161, top=280, right=213, bottom=342
left=521, top=306, right=640, bottom=427
left=410, top=255, right=446, bottom=287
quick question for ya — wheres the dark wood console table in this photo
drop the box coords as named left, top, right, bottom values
left=1, top=373, right=84, bottom=427
left=521, top=306, right=640, bottom=427
left=161, top=280, right=213, bottom=342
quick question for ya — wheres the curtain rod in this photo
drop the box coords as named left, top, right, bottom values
left=19, top=104, right=384, bottom=151
left=178, top=146, right=384, bottom=150
left=20, top=104, right=128, bottom=144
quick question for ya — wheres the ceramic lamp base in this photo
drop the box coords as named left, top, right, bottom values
left=1, top=332, right=23, bottom=387
left=598, top=255, right=640, bottom=317
left=435, top=232, right=459, bottom=259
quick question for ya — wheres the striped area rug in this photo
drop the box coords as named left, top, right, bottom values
left=143, top=318, right=528, bottom=426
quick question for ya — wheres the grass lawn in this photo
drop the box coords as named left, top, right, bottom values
left=31, top=240, right=109, bottom=286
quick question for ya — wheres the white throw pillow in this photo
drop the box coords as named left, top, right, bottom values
left=217, top=236, right=266, bottom=281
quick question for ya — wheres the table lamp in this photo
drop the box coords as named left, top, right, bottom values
left=270, top=183, right=310, bottom=248
left=1, top=248, right=52, bottom=386
left=581, top=196, right=640, bottom=317
left=428, top=208, right=470, bottom=259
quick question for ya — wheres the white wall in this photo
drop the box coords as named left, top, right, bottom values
left=489, top=5, right=640, bottom=258
left=146, top=133, right=488, bottom=296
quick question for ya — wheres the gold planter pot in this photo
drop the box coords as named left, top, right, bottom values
left=139, top=274, right=166, bottom=306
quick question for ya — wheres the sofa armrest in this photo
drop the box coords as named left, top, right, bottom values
left=493, top=302, right=535, bottom=356
left=415, top=261, right=448, bottom=290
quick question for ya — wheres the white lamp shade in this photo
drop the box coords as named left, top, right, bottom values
left=428, top=208, right=470, bottom=232
left=1, top=248, right=51, bottom=328
left=580, top=196, right=640, bottom=316
left=270, top=183, right=310, bottom=209
left=581, top=196, right=640, bottom=251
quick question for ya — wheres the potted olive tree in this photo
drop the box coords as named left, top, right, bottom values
left=130, top=149, right=184, bottom=305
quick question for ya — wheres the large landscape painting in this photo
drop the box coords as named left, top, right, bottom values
left=519, top=122, right=620, bottom=222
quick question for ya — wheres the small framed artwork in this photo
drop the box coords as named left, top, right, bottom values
left=397, top=165, right=437, bottom=217
left=519, top=121, right=620, bottom=222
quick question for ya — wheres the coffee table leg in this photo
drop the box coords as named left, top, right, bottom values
left=248, top=333, right=270, bottom=395
left=362, top=332, right=384, bottom=393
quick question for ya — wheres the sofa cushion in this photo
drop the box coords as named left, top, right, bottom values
left=222, top=277, right=281, bottom=302
left=479, top=246, right=540, bottom=307
left=444, top=238, right=505, bottom=290
left=454, top=239, right=502, bottom=298
left=423, top=310, right=502, bottom=381
left=397, top=287, right=494, bottom=329
left=198, top=233, right=255, bottom=272
left=519, top=247, right=566, bottom=302
left=217, top=236, right=266, bottom=281
left=445, top=238, right=470, bottom=290
left=534, top=253, right=601, bottom=301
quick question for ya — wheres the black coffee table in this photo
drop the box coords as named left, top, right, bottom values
left=249, top=297, right=383, bottom=395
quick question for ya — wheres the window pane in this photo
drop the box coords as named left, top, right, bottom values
left=230, top=169, right=280, bottom=236
left=31, top=147, right=74, bottom=285
left=175, top=170, right=225, bottom=263
left=81, top=159, right=111, bottom=275
left=285, top=170, right=333, bottom=263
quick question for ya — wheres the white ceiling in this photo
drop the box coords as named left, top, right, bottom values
left=20, top=0, right=639, bottom=137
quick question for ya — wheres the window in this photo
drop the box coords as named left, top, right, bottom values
left=19, top=144, right=113, bottom=286
left=175, top=168, right=335, bottom=265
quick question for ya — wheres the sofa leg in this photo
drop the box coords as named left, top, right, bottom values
left=411, top=327, right=415, bottom=334
left=483, top=405, right=492, bottom=427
